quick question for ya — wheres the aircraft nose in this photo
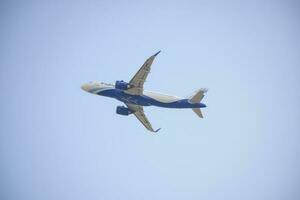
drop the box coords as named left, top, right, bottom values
left=81, top=83, right=91, bottom=92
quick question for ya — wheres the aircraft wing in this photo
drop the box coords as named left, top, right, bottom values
left=125, top=51, right=161, bottom=95
left=126, top=103, right=160, bottom=133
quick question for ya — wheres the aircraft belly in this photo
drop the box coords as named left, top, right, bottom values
left=119, top=94, right=151, bottom=106
left=149, top=98, right=202, bottom=108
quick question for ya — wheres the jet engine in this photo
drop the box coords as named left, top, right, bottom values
left=115, top=80, right=131, bottom=90
left=116, top=106, right=133, bottom=116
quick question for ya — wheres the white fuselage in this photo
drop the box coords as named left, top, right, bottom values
left=81, top=81, right=206, bottom=108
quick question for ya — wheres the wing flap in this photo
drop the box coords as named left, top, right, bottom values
left=126, top=103, right=160, bottom=133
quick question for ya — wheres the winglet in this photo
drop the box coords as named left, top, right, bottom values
left=154, top=128, right=161, bottom=133
left=153, top=50, right=161, bottom=57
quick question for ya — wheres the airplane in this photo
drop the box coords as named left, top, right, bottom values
left=81, top=51, right=207, bottom=133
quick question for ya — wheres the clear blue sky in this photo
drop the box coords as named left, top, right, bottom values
left=1, top=1, right=300, bottom=200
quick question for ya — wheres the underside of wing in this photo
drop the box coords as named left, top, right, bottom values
left=126, top=103, right=160, bottom=133
left=125, top=51, right=160, bottom=95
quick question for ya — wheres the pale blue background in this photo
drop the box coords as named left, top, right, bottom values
left=1, top=1, right=300, bottom=200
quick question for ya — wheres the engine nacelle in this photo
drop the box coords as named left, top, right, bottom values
left=116, top=106, right=133, bottom=116
left=115, top=80, right=131, bottom=90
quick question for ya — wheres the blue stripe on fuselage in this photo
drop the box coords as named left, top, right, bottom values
left=97, top=89, right=206, bottom=108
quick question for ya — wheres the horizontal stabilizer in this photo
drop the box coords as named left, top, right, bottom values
left=192, top=108, right=203, bottom=118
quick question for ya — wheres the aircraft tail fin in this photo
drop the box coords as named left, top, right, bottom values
left=188, top=88, right=208, bottom=103
left=188, top=88, right=207, bottom=118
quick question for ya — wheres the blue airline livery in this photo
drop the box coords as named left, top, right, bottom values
left=81, top=51, right=207, bottom=133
